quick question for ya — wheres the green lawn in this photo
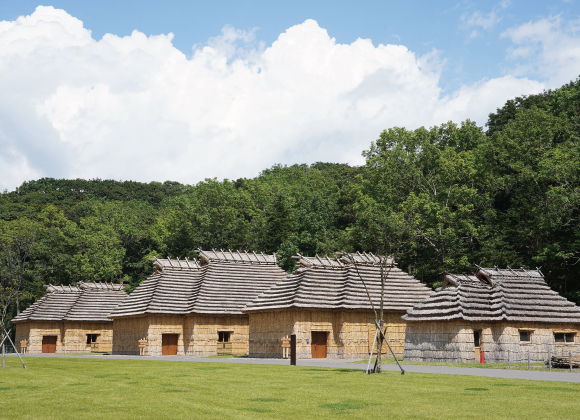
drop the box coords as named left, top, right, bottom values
left=353, top=357, right=569, bottom=371
left=1, top=357, right=580, bottom=419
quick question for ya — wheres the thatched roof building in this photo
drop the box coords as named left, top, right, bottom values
left=244, top=253, right=432, bottom=359
left=403, top=268, right=580, bottom=363
left=109, top=251, right=287, bottom=356
left=13, top=282, right=127, bottom=354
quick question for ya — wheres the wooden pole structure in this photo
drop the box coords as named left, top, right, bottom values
left=570, top=351, right=572, bottom=373
left=290, top=334, right=296, bottom=366
left=376, top=257, right=384, bottom=373
left=508, top=350, right=511, bottom=369
left=366, top=329, right=378, bottom=374
left=528, top=350, right=530, bottom=370
left=375, top=322, right=405, bottom=375
left=548, top=349, right=551, bottom=371
left=0, top=328, right=26, bottom=369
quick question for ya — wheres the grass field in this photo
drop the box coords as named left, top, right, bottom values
left=1, top=357, right=580, bottom=419
left=353, top=357, right=571, bottom=371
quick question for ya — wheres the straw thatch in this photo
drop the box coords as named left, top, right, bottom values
left=110, top=251, right=286, bottom=356
left=244, top=253, right=432, bottom=358
left=403, top=268, right=580, bottom=362
left=12, top=282, right=127, bottom=354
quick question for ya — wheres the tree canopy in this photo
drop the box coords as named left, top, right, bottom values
left=2, top=76, right=580, bottom=328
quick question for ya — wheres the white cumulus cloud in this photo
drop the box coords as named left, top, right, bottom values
left=502, top=15, right=580, bottom=86
left=0, top=6, right=557, bottom=191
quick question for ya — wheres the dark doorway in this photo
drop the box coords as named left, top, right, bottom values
left=161, top=334, right=178, bottom=355
left=473, top=330, right=481, bottom=361
left=311, top=331, right=327, bottom=358
left=42, top=336, right=57, bottom=354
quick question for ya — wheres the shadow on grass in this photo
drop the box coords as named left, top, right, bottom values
left=322, top=400, right=380, bottom=411
left=242, top=407, right=272, bottom=413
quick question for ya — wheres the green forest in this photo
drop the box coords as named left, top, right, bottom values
left=1, top=77, right=579, bottom=325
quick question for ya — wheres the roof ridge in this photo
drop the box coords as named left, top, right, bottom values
left=197, top=248, right=278, bottom=265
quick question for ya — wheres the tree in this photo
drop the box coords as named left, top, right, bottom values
left=355, top=121, right=489, bottom=286
left=0, top=218, right=44, bottom=314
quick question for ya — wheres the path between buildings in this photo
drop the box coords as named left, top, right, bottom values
left=8, top=353, right=580, bottom=383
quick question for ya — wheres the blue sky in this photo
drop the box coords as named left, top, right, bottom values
left=2, top=0, right=577, bottom=91
left=0, top=2, right=579, bottom=190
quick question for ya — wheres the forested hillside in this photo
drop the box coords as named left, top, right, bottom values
left=1, top=77, right=579, bottom=323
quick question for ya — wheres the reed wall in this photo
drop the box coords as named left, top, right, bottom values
left=15, top=321, right=112, bottom=354
left=404, top=320, right=580, bottom=363
left=112, top=314, right=249, bottom=356
left=112, top=316, right=149, bottom=355
left=187, top=315, right=249, bottom=356
left=248, top=309, right=407, bottom=359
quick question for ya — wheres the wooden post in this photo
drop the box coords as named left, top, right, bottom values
left=548, top=349, right=551, bottom=371
left=508, top=350, right=511, bottom=369
left=528, top=350, right=530, bottom=370
left=366, top=329, right=378, bottom=374
left=1, top=343, right=4, bottom=369
left=290, top=334, right=296, bottom=366
left=375, top=322, right=405, bottom=375
left=0, top=329, right=25, bottom=369
left=281, top=336, right=291, bottom=359
left=138, top=339, right=147, bottom=356
left=569, top=351, right=572, bottom=373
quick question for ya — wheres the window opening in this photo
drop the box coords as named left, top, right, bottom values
left=554, top=332, right=575, bottom=343
left=519, top=330, right=532, bottom=342
left=86, top=334, right=99, bottom=345
left=218, top=331, right=231, bottom=343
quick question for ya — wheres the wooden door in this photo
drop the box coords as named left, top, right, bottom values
left=42, top=336, right=57, bottom=354
left=311, top=331, right=327, bottom=358
left=162, top=334, right=178, bottom=355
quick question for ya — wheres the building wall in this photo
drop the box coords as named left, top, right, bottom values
left=62, top=322, right=113, bottom=353
left=112, top=316, right=150, bottom=355
left=146, top=315, right=185, bottom=356
left=188, top=315, right=249, bottom=356
left=15, top=321, right=112, bottom=354
left=248, top=309, right=407, bottom=359
left=404, top=320, right=580, bottom=363
left=111, top=314, right=250, bottom=356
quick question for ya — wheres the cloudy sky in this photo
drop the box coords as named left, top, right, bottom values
left=0, top=1, right=579, bottom=191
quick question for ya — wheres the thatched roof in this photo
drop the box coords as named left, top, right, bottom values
left=11, top=282, right=127, bottom=323
left=109, top=252, right=287, bottom=318
left=243, top=253, right=432, bottom=313
left=403, top=267, right=580, bottom=323
left=198, top=249, right=278, bottom=265
left=153, top=257, right=202, bottom=270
